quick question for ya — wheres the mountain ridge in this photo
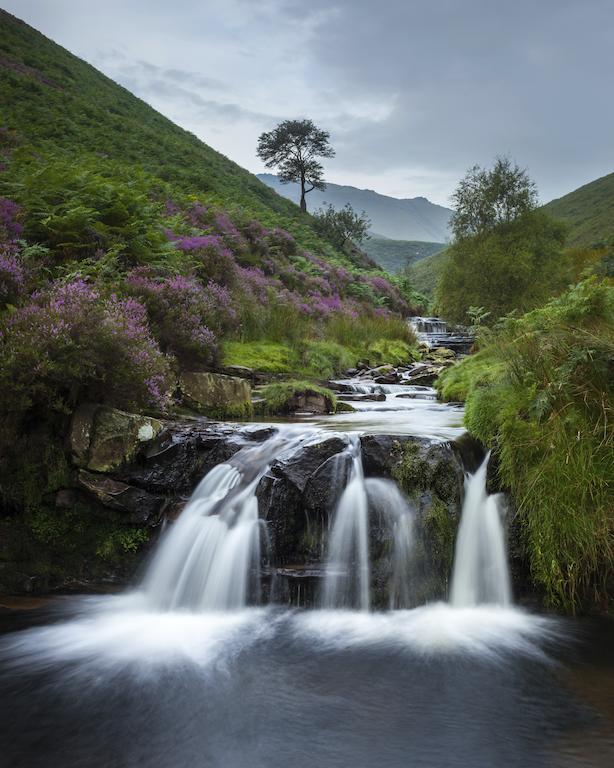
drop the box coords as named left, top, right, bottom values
left=258, top=173, right=452, bottom=242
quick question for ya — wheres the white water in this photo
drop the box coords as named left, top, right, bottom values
left=450, top=452, right=512, bottom=607
left=142, top=428, right=309, bottom=611
left=323, top=437, right=371, bottom=610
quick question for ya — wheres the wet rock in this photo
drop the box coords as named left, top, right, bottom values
left=373, top=374, right=398, bottom=384
left=284, top=389, right=335, bottom=414
left=303, top=451, right=353, bottom=520
left=339, top=392, right=386, bottom=402
left=116, top=422, right=270, bottom=494
left=179, top=371, right=252, bottom=418
left=404, top=365, right=443, bottom=386
left=77, top=471, right=168, bottom=525
left=335, top=401, right=357, bottom=413
left=267, top=436, right=349, bottom=494
left=219, top=364, right=254, bottom=380
left=257, top=436, right=348, bottom=561
left=360, top=434, right=430, bottom=478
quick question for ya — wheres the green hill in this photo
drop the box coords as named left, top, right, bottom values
left=542, top=172, right=614, bottom=247
left=362, top=237, right=445, bottom=274
left=405, top=248, right=450, bottom=298
left=0, top=10, right=335, bottom=246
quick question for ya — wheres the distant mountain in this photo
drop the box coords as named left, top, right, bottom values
left=362, top=237, right=445, bottom=274
left=542, top=172, right=614, bottom=247
left=258, top=173, right=452, bottom=243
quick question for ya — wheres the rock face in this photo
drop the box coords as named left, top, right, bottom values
left=179, top=371, right=252, bottom=418
left=70, top=405, right=164, bottom=472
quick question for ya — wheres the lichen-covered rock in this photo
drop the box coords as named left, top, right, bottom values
left=179, top=371, right=252, bottom=418
left=69, top=405, right=164, bottom=473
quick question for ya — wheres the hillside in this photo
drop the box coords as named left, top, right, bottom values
left=0, top=8, right=424, bottom=428
left=0, top=11, right=344, bottom=252
left=258, top=173, right=452, bottom=242
left=405, top=248, right=450, bottom=298
left=362, top=237, right=445, bottom=274
left=542, top=171, right=614, bottom=247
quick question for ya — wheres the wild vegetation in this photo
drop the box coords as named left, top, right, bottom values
left=438, top=279, right=613, bottom=610
left=0, top=10, right=425, bottom=580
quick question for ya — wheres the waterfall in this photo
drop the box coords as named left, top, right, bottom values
left=450, top=452, right=511, bottom=607
left=322, top=437, right=370, bottom=610
left=322, top=441, right=416, bottom=611
left=142, top=429, right=306, bottom=611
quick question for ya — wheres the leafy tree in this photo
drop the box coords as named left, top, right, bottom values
left=450, top=157, right=538, bottom=240
left=257, top=119, right=335, bottom=213
left=438, top=159, right=567, bottom=322
left=313, top=203, right=371, bottom=249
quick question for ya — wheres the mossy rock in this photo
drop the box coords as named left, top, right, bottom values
left=179, top=371, right=253, bottom=419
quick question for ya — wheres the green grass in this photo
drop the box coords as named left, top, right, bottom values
left=404, top=249, right=450, bottom=299
left=440, top=279, right=613, bottom=611
left=255, top=380, right=336, bottom=415
left=542, top=171, right=614, bottom=248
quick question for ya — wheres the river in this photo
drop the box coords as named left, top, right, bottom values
left=0, top=332, right=612, bottom=768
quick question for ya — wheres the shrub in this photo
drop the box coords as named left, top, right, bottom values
left=126, top=270, right=237, bottom=368
left=0, top=279, right=173, bottom=435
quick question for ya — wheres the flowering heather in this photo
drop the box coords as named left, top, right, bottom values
left=0, top=246, right=26, bottom=304
left=126, top=270, right=237, bottom=367
left=0, top=279, right=172, bottom=413
left=0, top=198, right=23, bottom=241
left=268, top=227, right=296, bottom=255
left=213, top=212, right=244, bottom=245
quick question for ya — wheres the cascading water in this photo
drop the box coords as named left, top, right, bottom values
left=142, top=429, right=307, bottom=611
left=322, top=436, right=370, bottom=610
left=450, top=452, right=511, bottom=607
left=322, top=440, right=416, bottom=611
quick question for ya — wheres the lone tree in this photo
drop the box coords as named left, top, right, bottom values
left=257, top=119, right=335, bottom=213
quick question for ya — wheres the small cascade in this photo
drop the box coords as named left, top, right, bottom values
left=364, top=478, right=415, bottom=609
left=450, top=452, right=511, bottom=607
left=322, top=441, right=417, bottom=611
left=142, top=429, right=306, bottom=611
left=408, top=315, right=474, bottom=354
left=409, top=316, right=448, bottom=335
left=322, top=436, right=370, bottom=610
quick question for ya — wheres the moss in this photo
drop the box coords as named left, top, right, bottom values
left=392, top=441, right=431, bottom=494
left=255, top=380, right=337, bottom=415
left=436, top=348, right=503, bottom=402
left=423, top=498, right=458, bottom=580
left=366, top=339, right=419, bottom=366
left=222, top=341, right=296, bottom=374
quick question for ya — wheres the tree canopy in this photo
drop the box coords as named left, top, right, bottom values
left=313, top=203, right=371, bottom=249
left=438, top=159, right=567, bottom=322
left=257, top=119, right=335, bottom=213
left=450, top=157, right=538, bottom=240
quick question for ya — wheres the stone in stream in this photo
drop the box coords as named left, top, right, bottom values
left=179, top=371, right=252, bottom=418
left=77, top=471, right=168, bottom=525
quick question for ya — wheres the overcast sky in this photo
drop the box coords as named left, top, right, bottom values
left=3, top=0, right=613, bottom=205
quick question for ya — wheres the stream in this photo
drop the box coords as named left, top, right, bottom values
left=0, top=323, right=612, bottom=767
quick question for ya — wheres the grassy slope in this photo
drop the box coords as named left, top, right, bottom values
left=405, top=248, right=449, bottom=298
left=0, top=10, right=340, bottom=256
left=542, top=172, right=614, bottom=247
left=437, top=280, right=613, bottom=611
left=362, top=237, right=445, bottom=274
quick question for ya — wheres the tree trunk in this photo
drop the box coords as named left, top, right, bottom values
left=300, top=173, right=307, bottom=213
